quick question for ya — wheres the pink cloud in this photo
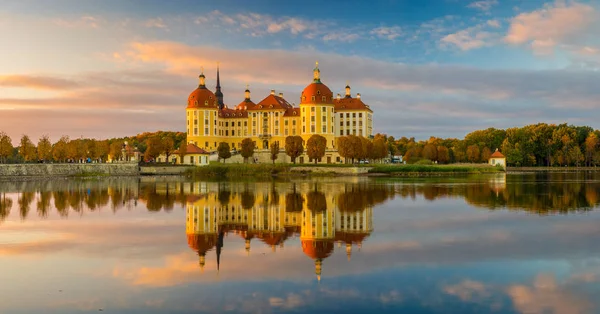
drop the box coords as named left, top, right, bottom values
left=505, top=1, right=596, bottom=54
left=0, top=75, right=80, bottom=90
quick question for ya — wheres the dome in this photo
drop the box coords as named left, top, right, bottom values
left=300, top=82, right=334, bottom=105
left=187, top=233, right=218, bottom=254
left=187, top=87, right=219, bottom=109
left=259, top=232, right=288, bottom=246
left=301, top=239, right=334, bottom=259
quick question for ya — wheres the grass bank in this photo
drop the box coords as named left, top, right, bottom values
left=186, top=163, right=293, bottom=179
left=369, top=164, right=503, bottom=176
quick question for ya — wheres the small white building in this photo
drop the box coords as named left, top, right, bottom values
left=488, top=149, right=506, bottom=168
left=158, top=143, right=210, bottom=166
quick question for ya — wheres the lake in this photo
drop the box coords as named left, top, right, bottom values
left=0, top=173, right=599, bottom=314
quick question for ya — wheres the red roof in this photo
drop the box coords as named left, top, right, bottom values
left=219, top=107, right=248, bottom=118
left=300, top=82, right=334, bottom=105
left=187, top=87, right=219, bottom=109
left=235, top=99, right=256, bottom=111
left=334, top=231, right=370, bottom=244
left=301, top=239, right=334, bottom=259
left=283, top=107, right=300, bottom=117
left=490, top=150, right=505, bottom=158
left=334, top=97, right=372, bottom=112
left=187, top=233, right=217, bottom=254
left=175, top=143, right=209, bottom=155
left=251, top=94, right=293, bottom=110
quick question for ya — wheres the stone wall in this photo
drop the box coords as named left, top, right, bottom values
left=0, top=163, right=139, bottom=178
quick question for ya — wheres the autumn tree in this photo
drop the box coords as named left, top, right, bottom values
left=52, top=136, right=69, bottom=162
left=437, top=146, right=450, bottom=164
left=217, top=142, right=231, bottom=163
left=144, top=137, right=163, bottom=161
left=480, top=147, right=492, bottom=163
left=422, top=144, right=437, bottom=161
left=306, top=134, right=326, bottom=164
left=19, top=135, right=36, bottom=162
left=285, top=136, right=304, bottom=164
left=109, top=140, right=124, bottom=162
left=347, top=135, right=363, bottom=163
left=177, top=142, right=187, bottom=164
left=37, top=135, right=52, bottom=162
left=360, top=136, right=372, bottom=161
left=96, top=140, right=110, bottom=162
left=162, top=137, right=175, bottom=163
left=337, top=137, right=349, bottom=163
left=585, top=133, right=598, bottom=166
left=466, top=145, right=480, bottom=163
left=240, top=138, right=255, bottom=163
left=0, top=132, right=13, bottom=164
left=270, top=141, right=280, bottom=164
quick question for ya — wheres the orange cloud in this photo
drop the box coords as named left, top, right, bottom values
left=0, top=75, right=80, bottom=90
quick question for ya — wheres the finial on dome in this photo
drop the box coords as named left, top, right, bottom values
left=345, top=82, right=351, bottom=98
left=313, top=61, right=321, bottom=83
left=199, top=67, right=206, bottom=87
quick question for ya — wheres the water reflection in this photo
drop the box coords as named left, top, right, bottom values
left=185, top=182, right=379, bottom=281
left=3, top=173, right=600, bottom=222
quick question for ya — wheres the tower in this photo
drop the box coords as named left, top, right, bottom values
left=299, top=62, right=336, bottom=149
left=215, top=64, right=224, bottom=110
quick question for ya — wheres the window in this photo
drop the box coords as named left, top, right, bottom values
left=303, top=126, right=306, bottom=132
left=340, top=121, right=343, bottom=126
left=204, top=119, right=208, bottom=125
left=322, top=96, right=326, bottom=102
left=284, top=120, right=288, bottom=126
left=204, top=128, right=209, bottom=135
left=190, top=156, right=194, bottom=164
left=359, top=113, right=363, bottom=118
left=194, top=119, right=198, bottom=125
left=352, top=113, right=356, bottom=118
left=346, top=121, right=350, bottom=126
left=244, top=121, right=247, bottom=126
left=322, top=126, right=326, bottom=133
left=225, top=122, right=229, bottom=127
left=322, top=116, right=326, bottom=122
left=311, top=116, right=315, bottom=122
left=322, top=106, right=326, bottom=112
left=311, top=96, right=315, bottom=101
left=285, top=129, right=289, bottom=136
left=232, top=130, right=235, bottom=136
left=292, top=120, right=296, bottom=125
left=340, top=130, right=343, bottom=136
left=311, top=125, right=315, bottom=133
left=194, top=127, right=198, bottom=135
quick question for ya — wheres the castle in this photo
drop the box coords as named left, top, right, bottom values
left=186, top=63, right=374, bottom=163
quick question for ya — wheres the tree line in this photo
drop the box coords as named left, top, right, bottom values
left=0, top=131, right=186, bottom=163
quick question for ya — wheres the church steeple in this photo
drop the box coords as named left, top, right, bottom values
left=215, top=63, right=224, bottom=109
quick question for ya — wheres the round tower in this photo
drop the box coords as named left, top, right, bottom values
left=299, top=62, right=336, bottom=149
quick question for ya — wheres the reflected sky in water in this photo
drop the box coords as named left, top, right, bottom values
left=1, top=173, right=599, bottom=313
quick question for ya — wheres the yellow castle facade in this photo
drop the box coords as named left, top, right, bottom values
left=186, top=63, right=374, bottom=160
left=183, top=181, right=379, bottom=281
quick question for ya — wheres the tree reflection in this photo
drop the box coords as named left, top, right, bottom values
left=18, top=192, right=35, bottom=220
left=0, top=193, right=12, bottom=223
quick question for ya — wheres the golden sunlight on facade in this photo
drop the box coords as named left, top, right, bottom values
left=185, top=63, right=373, bottom=162
left=183, top=181, right=379, bottom=281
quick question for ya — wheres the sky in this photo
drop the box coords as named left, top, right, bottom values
left=1, top=0, right=600, bottom=143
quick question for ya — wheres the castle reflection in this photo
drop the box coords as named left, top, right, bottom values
left=185, top=181, right=381, bottom=281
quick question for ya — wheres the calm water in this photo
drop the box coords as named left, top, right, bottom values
left=1, top=174, right=600, bottom=314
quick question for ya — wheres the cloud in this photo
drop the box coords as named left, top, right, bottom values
left=53, top=15, right=103, bottom=29
left=505, top=1, right=597, bottom=54
left=441, top=27, right=493, bottom=51
left=444, top=280, right=489, bottom=301
left=370, top=26, right=402, bottom=40
left=144, top=17, right=167, bottom=29
left=0, top=75, right=80, bottom=90
left=486, top=19, right=501, bottom=28
left=507, top=273, right=593, bottom=314
left=467, top=0, right=498, bottom=12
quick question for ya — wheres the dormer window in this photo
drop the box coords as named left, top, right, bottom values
left=209, top=96, right=212, bottom=99
left=311, top=96, right=315, bottom=101
left=204, top=100, right=208, bottom=106
left=322, top=96, right=326, bottom=102
left=270, top=105, right=273, bottom=108
left=302, top=96, right=306, bottom=101
left=317, top=90, right=321, bottom=95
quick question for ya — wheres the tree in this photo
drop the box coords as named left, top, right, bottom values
left=19, top=135, right=36, bottom=162
left=37, top=135, right=52, bottom=162
left=437, top=146, right=450, bottom=164
left=422, top=144, right=437, bottom=161
left=480, top=147, right=492, bottom=162
left=0, top=132, right=13, bottom=164
left=285, top=136, right=304, bottom=164
left=270, top=141, right=280, bottom=164
left=145, top=137, right=163, bottom=161
left=217, top=142, right=231, bottom=163
left=96, top=140, right=109, bottom=162
left=372, top=135, right=388, bottom=161
left=337, top=136, right=349, bottom=163
left=568, top=146, right=584, bottom=167
left=162, top=137, right=175, bottom=163
left=177, top=142, right=187, bottom=164
left=585, top=133, right=598, bottom=166
left=466, top=145, right=480, bottom=163
left=240, top=138, right=255, bottom=163
left=109, top=140, right=124, bottom=162
left=306, top=134, right=326, bottom=164
left=52, top=136, right=69, bottom=162
left=347, top=135, right=363, bottom=163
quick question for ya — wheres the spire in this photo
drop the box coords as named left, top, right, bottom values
left=245, top=238, right=251, bottom=256
left=216, top=231, right=224, bottom=272
left=315, top=258, right=322, bottom=282
left=313, top=61, right=321, bottom=83
left=215, top=63, right=224, bottom=109
left=198, top=67, right=206, bottom=88
left=244, top=84, right=251, bottom=102
left=199, top=253, right=206, bottom=273
left=345, top=81, right=351, bottom=98
left=346, top=243, right=352, bottom=261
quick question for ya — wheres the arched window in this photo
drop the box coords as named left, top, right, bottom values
left=204, top=100, right=208, bottom=106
